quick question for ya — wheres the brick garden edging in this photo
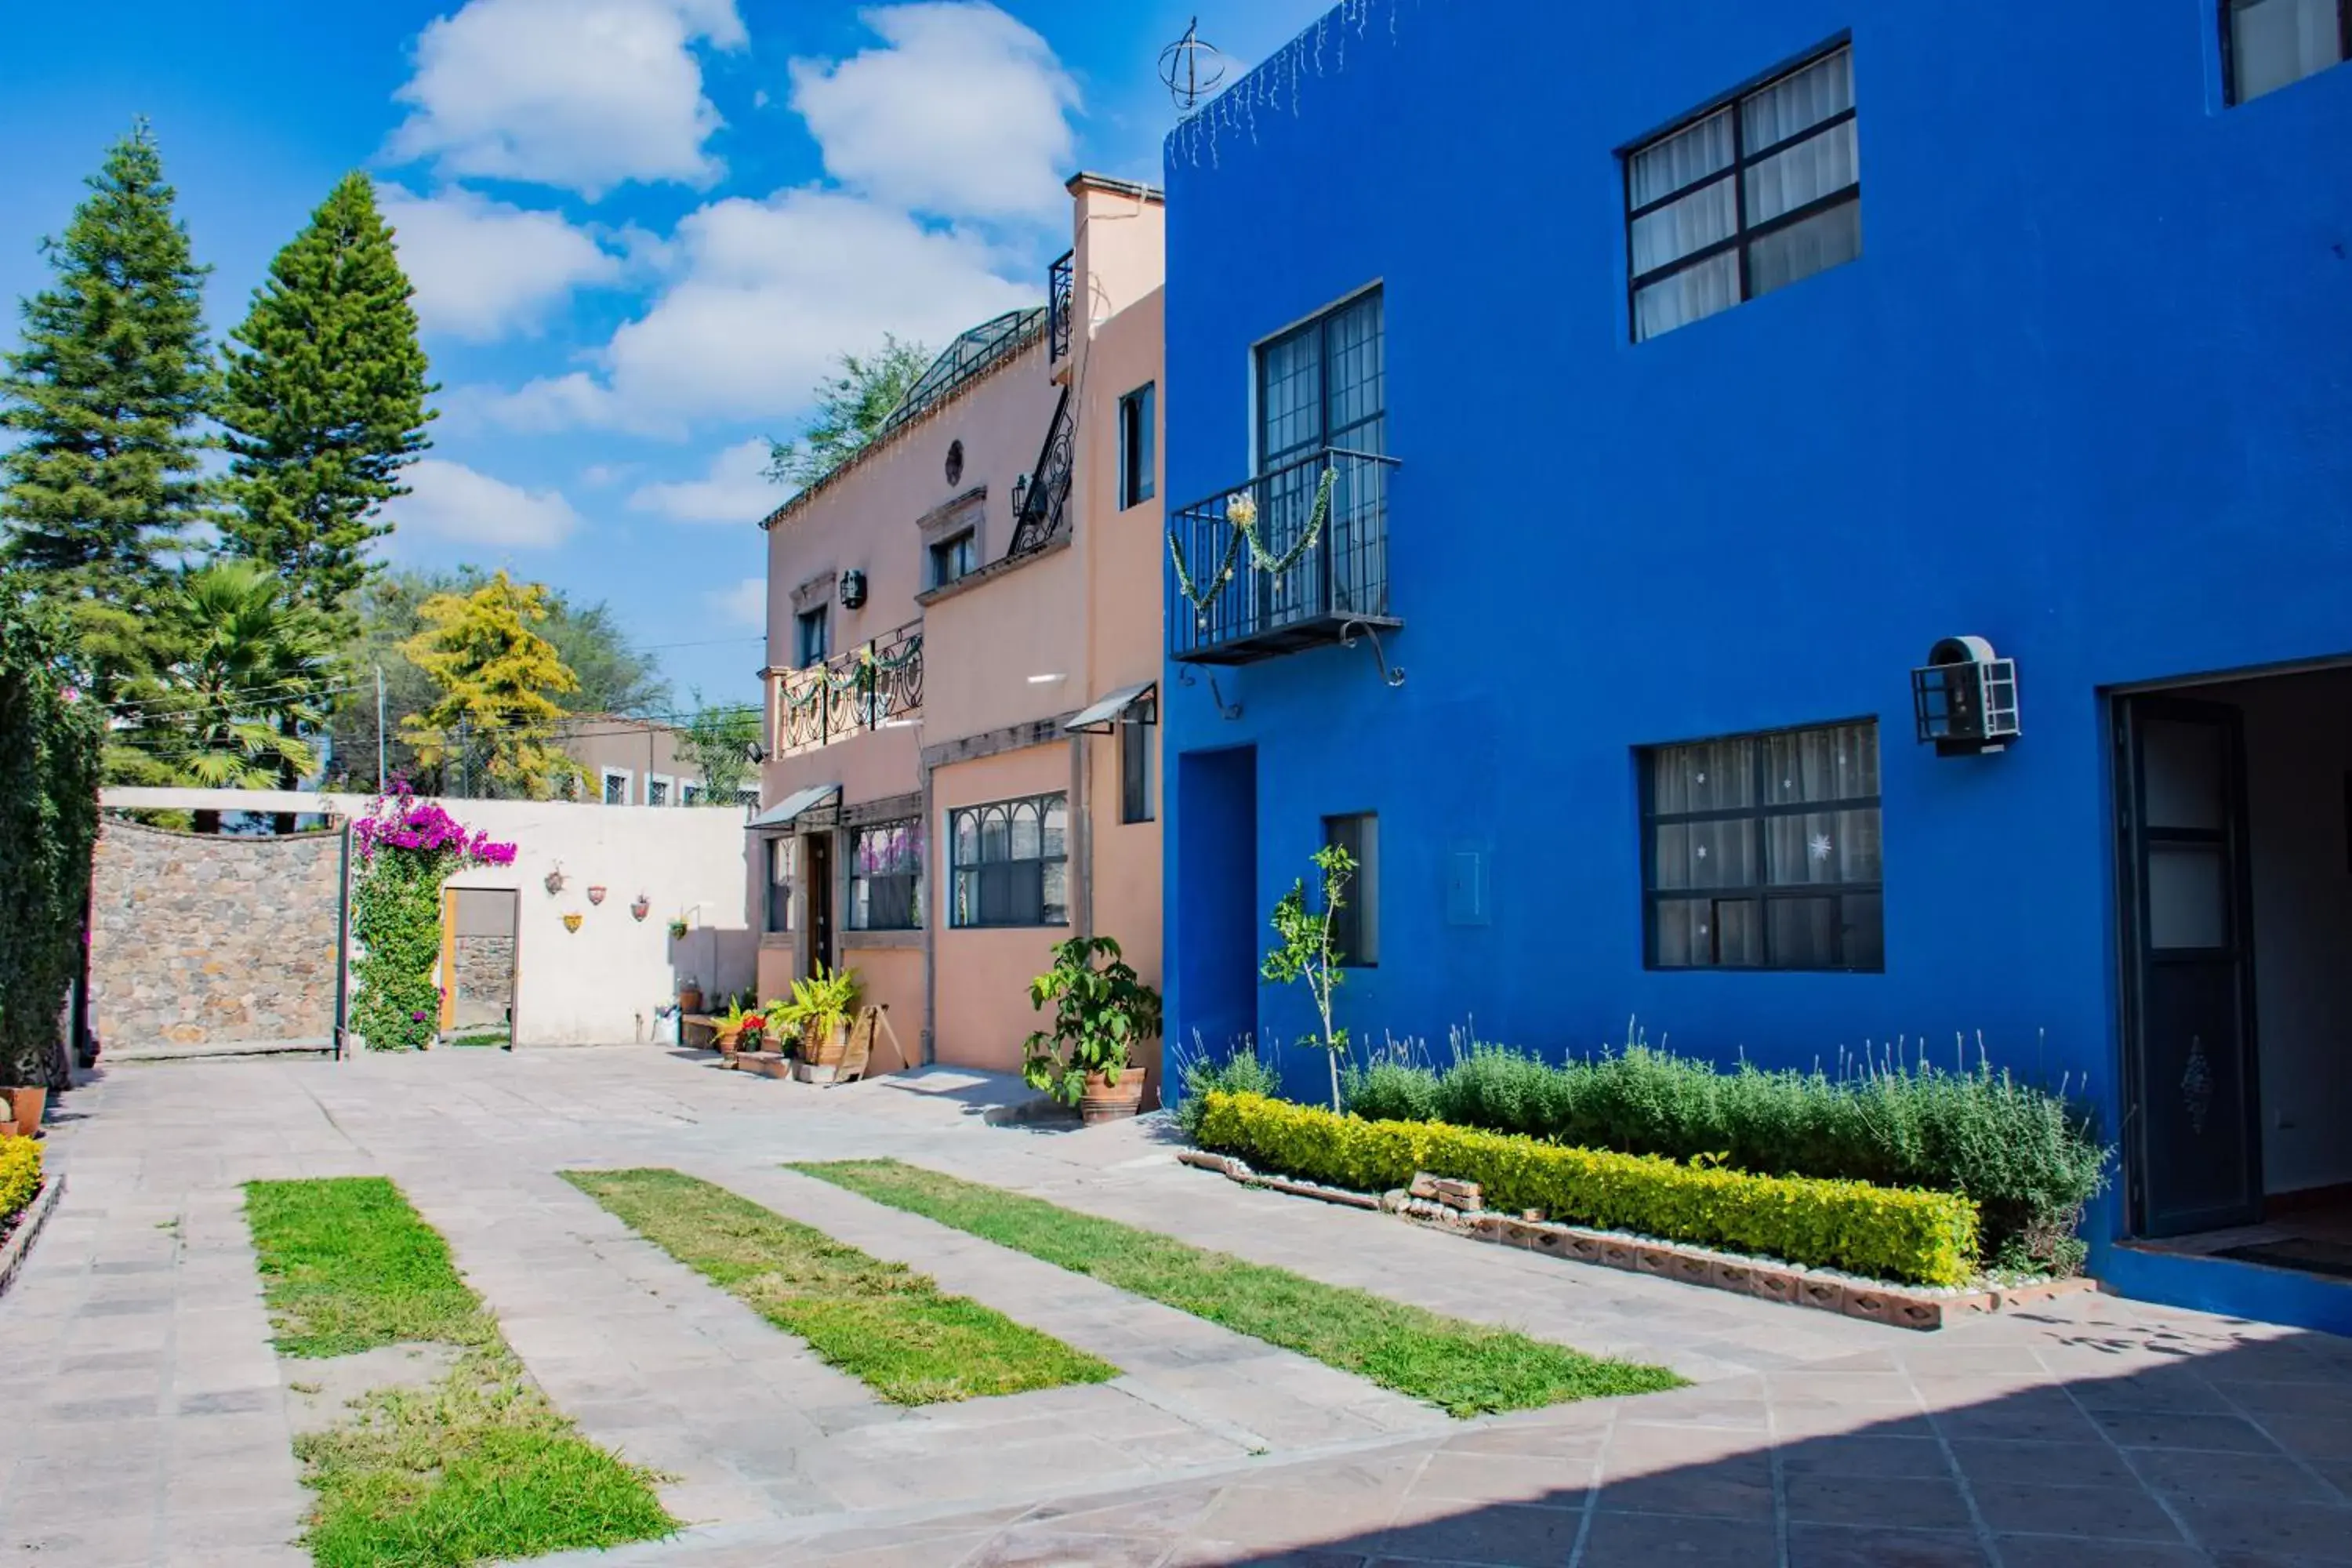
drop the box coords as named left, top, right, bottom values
left=1176, top=1149, right=2092, bottom=1332
left=0, top=1174, right=65, bottom=1301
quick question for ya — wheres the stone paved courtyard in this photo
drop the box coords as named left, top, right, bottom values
left=1, top=1047, right=2347, bottom=1567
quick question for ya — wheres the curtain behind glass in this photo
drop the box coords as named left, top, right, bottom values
left=2231, top=0, right=2346, bottom=100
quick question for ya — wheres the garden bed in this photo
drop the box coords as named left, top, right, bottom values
left=0, top=1173, right=64, bottom=1301
left=1174, top=1148, right=2092, bottom=1333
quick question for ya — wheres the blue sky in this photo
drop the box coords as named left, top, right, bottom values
left=0, top=0, right=1327, bottom=707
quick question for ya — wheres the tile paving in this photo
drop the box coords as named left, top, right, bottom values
left=0, top=1046, right=2343, bottom=1566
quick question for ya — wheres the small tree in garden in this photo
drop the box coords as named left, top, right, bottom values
left=349, top=785, right=515, bottom=1051
left=1263, top=845, right=1356, bottom=1110
left=1022, top=936, right=1163, bottom=1106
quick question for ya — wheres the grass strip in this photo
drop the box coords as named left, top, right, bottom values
left=243, top=1177, right=676, bottom=1567
left=561, top=1168, right=1119, bottom=1404
left=795, top=1160, right=1688, bottom=1418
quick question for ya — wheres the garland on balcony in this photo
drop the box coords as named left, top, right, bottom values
left=1167, top=466, right=1336, bottom=617
left=779, top=635, right=924, bottom=710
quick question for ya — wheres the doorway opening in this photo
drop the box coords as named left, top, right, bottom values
left=2115, top=667, right=2352, bottom=1279
left=1174, top=746, right=1259, bottom=1073
left=805, top=829, right=836, bottom=978
left=441, top=887, right=518, bottom=1048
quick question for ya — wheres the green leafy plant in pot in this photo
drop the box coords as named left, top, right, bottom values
left=1022, top=935, right=1163, bottom=1123
left=777, top=964, right=861, bottom=1077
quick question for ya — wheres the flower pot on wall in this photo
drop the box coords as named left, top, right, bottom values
left=1078, top=1071, right=1144, bottom=1127
left=587, top=886, right=608, bottom=906
left=677, top=985, right=703, bottom=1014
left=632, top=895, right=652, bottom=922
left=561, top=913, right=583, bottom=932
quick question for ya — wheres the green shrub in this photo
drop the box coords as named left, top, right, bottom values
left=1341, top=1034, right=2107, bottom=1276
left=1169, top=1035, right=1281, bottom=1140
left=0, top=590, right=102, bottom=1091
left=1201, top=1092, right=1981, bottom=1287
left=0, top=1138, right=41, bottom=1226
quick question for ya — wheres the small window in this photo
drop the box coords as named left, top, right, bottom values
left=647, top=775, right=672, bottom=808
left=1119, top=383, right=1156, bottom=508
left=736, top=786, right=762, bottom=808
left=797, top=606, right=830, bottom=667
left=930, top=529, right=979, bottom=588
left=681, top=782, right=704, bottom=807
left=601, top=768, right=631, bottom=806
left=949, top=793, right=1069, bottom=927
left=2227, top=0, right=2349, bottom=101
left=1641, top=719, right=1883, bottom=971
left=1321, top=813, right=1379, bottom=967
left=1120, top=716, right=1154, bottom=824
left=766, top=836, right=797, bottom=933
left=1625, top=44, right=1860, bottom=341
left=848, top=818, right=924, bottom=931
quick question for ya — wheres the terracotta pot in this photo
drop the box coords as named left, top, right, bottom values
left=1078, top=1069, right=1144, bottom=1127
left=800, top=1019, right=852, bottom=1068
left=5, top=1087, right=46, bottom=1138
left=677, top=987, right=704, bottom=1014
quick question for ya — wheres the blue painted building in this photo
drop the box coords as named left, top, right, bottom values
left=1159, top=0, right=2352, bottom=1330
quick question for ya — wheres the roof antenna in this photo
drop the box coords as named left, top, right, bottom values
left=1159, top=16, right=1227, bottom=119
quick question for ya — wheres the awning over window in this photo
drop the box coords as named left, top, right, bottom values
left=746, top=782, right=839, bottom=829
left=1064, top=681, right=1157, bottom=735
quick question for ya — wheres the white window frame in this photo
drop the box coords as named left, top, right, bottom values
left=601, top=767, right=633, bottom=806
left=646, top=772, right=677, bottom=808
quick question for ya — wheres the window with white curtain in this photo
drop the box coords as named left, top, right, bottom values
left=2227, top=0, right=2349, bottom=102
left=1624, top=45, right=1861, bottom=341
left=1641, top=720, right=1883, bottom=971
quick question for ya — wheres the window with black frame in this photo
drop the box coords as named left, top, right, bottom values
left=1625, top=44, right=1860, bottom=341
left=1322, top=812, right=1380, bottom=967
left=848, top=818, right=924, bottom=931
left=949, top=793, right=1068, bottom=927
left=1642, top=720, right=1882, bottom=971
left=1120, top=717, right=1153, bottom=824
left=796, top=605, right=829, bottom=667
left=1119, top=383, right=1155, bottom=508
left=2226, top=0, right=2349, bottom=102
left=1256, top=290, right=1385, bottom=623
left=930, top=529, right=978, bottom=588
left=765, top=836, right=797, bottom=933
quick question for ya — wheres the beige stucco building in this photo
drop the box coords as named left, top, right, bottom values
left=750, top=173, right=1165, bottom=1092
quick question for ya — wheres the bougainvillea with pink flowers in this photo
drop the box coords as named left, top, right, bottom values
left=350, top=784, right=518, bottom=1051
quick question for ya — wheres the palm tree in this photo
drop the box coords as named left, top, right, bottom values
left=118, top=562, right=335, bottom=832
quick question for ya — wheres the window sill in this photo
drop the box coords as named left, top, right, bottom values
left=916, top=532, right=1071, bottom=608
left=844, top=928, right=923, bottom=950
left=947, top=923, right=1072, bottom=933
left=760, top=931, right=796, bottom=948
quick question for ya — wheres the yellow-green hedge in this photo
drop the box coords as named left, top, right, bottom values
left=1197, top=1092, right=1979, bottom=1287
left=0, top=1138, right=41, bottom=1228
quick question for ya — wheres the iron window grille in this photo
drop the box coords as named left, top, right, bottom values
left=647, top=777, right=671, bottom=808
left=1121, top=716, right=1154, bottom=824
left=2223, top=0, right=2350, bottom=102
left=1322, top=812, right=1380, bottom=967
left=949, top=792, right=1069, bottom=928
left=766, top=836, right=797, bottom=933
left=848, top=818, right=924, bottom=931
left=1640, top=719, right=1884, bottom=971
left=1624, top=42, right=1860, bottom=342
left=1120, top=383, right=1156, bottom=509
left=931, top=529, right=979, bottom=588
left=796, top=606, right=830, bottom=668
left=601, top=769, right=630, bottom=806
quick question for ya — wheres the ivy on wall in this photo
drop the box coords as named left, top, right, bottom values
left=349, top=786, right=515, bottom=1051
left=0, top=587, right=102, bottom=1090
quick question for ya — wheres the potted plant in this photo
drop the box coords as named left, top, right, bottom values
left=3, top=1086, right=45, bottom=1140
left=1022, top=935, right=1163, bottom=1125
left=677, top=972, right=704, bottom=1015
left=711, top=996, right=759, bottom=1055
left=779, top=964, right=861, bottom=1083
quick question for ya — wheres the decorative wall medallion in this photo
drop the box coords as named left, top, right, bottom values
left=946, top=439, right=964, bottom=486
left=2182, top=1035, right=2213, bottom=1134
left=587, top=885, right=608, bottom=906
left=543, top=866, right=566, bottom=895
left=561, top=913, right=584, bottom=933
left=630, top=894, right=651, bottom=921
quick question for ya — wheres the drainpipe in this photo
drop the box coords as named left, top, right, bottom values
left=332, top=817, right=354, bottom=1060
left=920, top=757, right=937, bottom=1065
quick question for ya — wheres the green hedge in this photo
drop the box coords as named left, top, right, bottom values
left=0, top=590, right=102, bottom=1091
left=0, top=1138, right=41, bottom=1227
left=1198, top=1092, right=1980, bottom=1287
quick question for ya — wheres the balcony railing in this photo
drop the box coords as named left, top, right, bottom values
left=1167, top=446, right=1401, bottom=666
left=1047, top=250, right=1074, bottom=365
left=772, top=619, right=923, bottom=758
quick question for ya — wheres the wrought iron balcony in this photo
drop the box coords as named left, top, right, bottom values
left=1047, top=250, right=1074, bottom=365
left=772, top=619, right=923, bottom=758
left=1167, top=446, right=1401, bottom=666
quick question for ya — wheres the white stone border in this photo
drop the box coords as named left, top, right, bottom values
left=0, top=1174, right=65, bottom=1301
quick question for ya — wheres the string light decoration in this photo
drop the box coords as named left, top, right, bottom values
left=1168, top=0, right=1417, bottom=170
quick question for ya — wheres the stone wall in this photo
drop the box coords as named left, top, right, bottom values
left=451, top=936, right=514, bottom=1028
left=90, top=820, right=343, bottom=1051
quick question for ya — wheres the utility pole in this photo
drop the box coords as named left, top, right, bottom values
left=375, top=664, right=388, bottom=790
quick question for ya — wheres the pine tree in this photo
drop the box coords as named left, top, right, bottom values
left=0, top=119, right=214, bottom=681
left=400, top=572, right=580, bottom=800
left=217, top=172, right=434, bottom=624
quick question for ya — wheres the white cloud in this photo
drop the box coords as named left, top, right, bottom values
left=474, top=188, right=1031, bottom=436
left=628, top=439, right=784, bottom=525
left=388, top=0, right=746, bottom=198
left=390, top=459, right=582, bottom=548
left=789, top=3, right=1078, bottom=223
left=709, top=575, right=767, bottom=630
left=378, top=186, right=622, bottom=341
